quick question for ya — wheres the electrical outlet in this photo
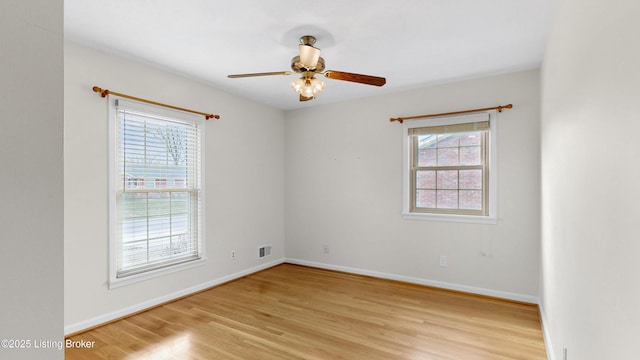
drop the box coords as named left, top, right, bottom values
left=322, top=244, right=329, bottom=254
left=231, top=250, right=237, bottom=260
left=439, top=255, right=448, bottom=267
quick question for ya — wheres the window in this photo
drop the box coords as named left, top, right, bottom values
left=403, top=112, right=497, bottom=223
left=109, top=97, right=205, bottom=287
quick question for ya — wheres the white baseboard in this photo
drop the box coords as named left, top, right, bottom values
left=285, top=258, right=540, bottom=304
left=64, top=258, right=285, bottom=335
left=538, top=304, right=555, bottom=360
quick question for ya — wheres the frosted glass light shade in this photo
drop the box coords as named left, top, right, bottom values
left=298, top=44, right=320, bottom=68
left=290, top=77, right=326, bottom=98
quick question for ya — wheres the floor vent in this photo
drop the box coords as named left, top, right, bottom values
left=259, top=245, right=272, bottom=258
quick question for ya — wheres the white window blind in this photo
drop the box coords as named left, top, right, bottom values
left=409, top=121, right=489, bottom=215
left=402, top=111, right=497, bottom=223
left=110, top=97, right=204, bottom=283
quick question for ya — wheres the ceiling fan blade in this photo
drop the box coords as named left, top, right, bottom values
left=299, top=94, right=314, bottom=102
left=323, top=70, right=386, bottom=86
left=228, top=71, right=293, bottom=78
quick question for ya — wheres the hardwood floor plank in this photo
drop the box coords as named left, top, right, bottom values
left=66, top=264, right=546, bottom=359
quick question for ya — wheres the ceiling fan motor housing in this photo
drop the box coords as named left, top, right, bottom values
left=291, top=56, right=325, bottom=74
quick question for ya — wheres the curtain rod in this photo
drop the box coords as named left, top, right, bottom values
left=92, top=86, right=220, bottom=120
left=390, top=104, right=512, bottom=123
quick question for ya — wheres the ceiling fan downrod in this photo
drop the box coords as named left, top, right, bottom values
left=299, top=35, right=317, bottom=46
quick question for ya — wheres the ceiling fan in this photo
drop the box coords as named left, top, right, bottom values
left=227, top=35, right=386, bottom=102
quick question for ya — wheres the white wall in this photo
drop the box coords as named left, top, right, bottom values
left=285, top=70, right=541, bottom=300
left=0, top=1, right=64, bottom=359
left=64, top=41, right=543, bottom=335
left=64, top=42, right=286, bottom=332
left=540, top=0, right=640, bottom=359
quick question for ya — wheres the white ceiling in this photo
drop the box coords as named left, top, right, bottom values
left=64, top=0, right=552, bottom=110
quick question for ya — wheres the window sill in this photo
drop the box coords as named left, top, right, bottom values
left=109, top=257, right=207, bottom=289
left=402, top=212, right=497, bottom=224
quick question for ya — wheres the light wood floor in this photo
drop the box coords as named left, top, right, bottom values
left=66, top=264, right=547, bottom=359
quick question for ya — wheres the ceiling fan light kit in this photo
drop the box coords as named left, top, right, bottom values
left=290, top=76, right=326, bottom=101
left=228, top=35, right=386, bottom=102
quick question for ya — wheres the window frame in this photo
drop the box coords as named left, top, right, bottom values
left=402, top=111, right=498, bottom=224
left=108, top=96, right=206, bottom=288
